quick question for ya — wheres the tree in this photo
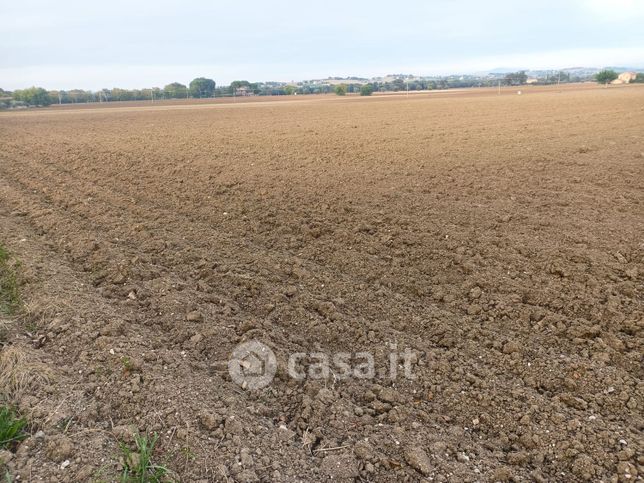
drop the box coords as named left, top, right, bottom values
left=392, top=78, right=406, bottom=91
left=12, top=87, right=51, bottom=106
left=230, top=80, right=250, bottom=90
left=230, top=80, right=252, bottom=96
left=0, top=88, right=13, bottom=109
left=111, top=88, right=129, bottom=101
left=546, top=71, right=570, bottom=84
left=164, top=82, right=188, bottom=99
left=334, top=84, right=347, bottom=96
left=360, top=84, right=374, bottom=96
left=189, top=77, right=216, bottom=98
left=504, top=71, right=528, bottom=86
left=633, top=73, right=644, bottom=83
left=595, top=70, right=618, bottom=85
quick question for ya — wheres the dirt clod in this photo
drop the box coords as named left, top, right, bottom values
left=45, top=436, right=73, bottom=462
left=186, top=310, right=203, bottom=322
left=320, top=453, right=360, bottom=479
left=404, top=446, right=432, bottom=475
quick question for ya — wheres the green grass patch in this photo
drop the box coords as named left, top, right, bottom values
left=0, top=244, right=20, bottom=316
left=0, top=406, right=27, bottom=450
left=120, top=433, right=169, bottom=483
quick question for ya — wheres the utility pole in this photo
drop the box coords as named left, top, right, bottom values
left=498, top=80, right=501, bottom=95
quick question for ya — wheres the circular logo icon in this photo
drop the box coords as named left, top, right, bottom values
left=228, top=340, right=277, bottom=390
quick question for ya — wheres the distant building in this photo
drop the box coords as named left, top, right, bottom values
left=235, top=86, right=253, bottom=96
left=612, top=72, right=638, bottom=84
left=526, top=78, right=539, bottom=84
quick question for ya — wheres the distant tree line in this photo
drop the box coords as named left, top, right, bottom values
left=3, top=70, right=642, bottom=108
left=0, top=77, right=218, bottom=107
left=2, top=74, right=528, bottom=108
left=0, top=76, right=316, bottom=108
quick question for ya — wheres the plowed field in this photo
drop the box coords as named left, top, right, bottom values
left=0, top=85, right=642, bottom=482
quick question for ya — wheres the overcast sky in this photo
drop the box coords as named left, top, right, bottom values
left=1, top=0, right=643, bottom=90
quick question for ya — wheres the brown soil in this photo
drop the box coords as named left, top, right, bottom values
left=0, top=84, right=642, bottom=482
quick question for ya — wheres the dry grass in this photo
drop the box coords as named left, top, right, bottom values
left=0, top=345, right=53, bottom=401
left=0, top=244, right=20, bottom=316
left=0, top=244, right=54, bottom=405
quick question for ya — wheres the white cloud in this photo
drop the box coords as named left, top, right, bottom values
left=580, top=0, right=644, bottom=20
